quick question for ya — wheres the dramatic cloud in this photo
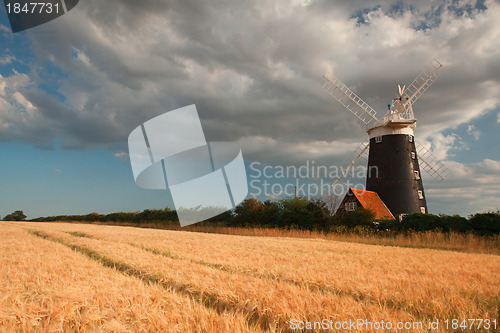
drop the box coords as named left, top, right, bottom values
left=1, top=0, right=499, bottom=177
left=426, top=158, right=500, bottom=215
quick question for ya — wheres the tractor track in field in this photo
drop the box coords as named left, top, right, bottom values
left=27, top=229, right=289, bottom=333
left=26, top=227, right=497, bottom=330
left=58, top=231, right=435, bottom=317
left=63, top=231, right=376, bottom=300
left=70, top=231, right=500, bottom=324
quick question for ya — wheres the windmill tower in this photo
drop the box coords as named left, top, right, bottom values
left=321, top=59, right=449, bottom=219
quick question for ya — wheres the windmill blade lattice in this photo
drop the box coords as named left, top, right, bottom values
left=331, top=140, right=370, bottom=188
left=321, top=58, right=449, bottom=218
left=416, top=141, right=450, bottom=181
left=403, top=59, right=444, bottom=113
left=321, top=74, right=378, bottom=125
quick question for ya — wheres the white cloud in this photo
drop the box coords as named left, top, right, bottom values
left=1, top=0, right=499, bottom=166
left=466, top=124, right=481, bottom=140
left=0, top=0, right=498, bottom=217
left=0, top=71, right=41, bottom=137
left=425, top=158, right=500, bottom=215
left=113, top=151, right=129, bottom=162
left=419, top=132, right=463, bottom=161
left=476, top=158, right=500, bottom=173
left=0, top=55, right=15, bottom=65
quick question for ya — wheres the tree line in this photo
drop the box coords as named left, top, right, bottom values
left=7, top=197, right=500, bottom=236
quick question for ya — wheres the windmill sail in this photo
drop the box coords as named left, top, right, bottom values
left=321, top=59, right=449, bottom=218
left=321, top=74, right=378, bottom=125
left=331, top=140, right=369, bottom=188
left=416, top=141, right=450, bottom=181
left=403, top=58, right=444, bottom=114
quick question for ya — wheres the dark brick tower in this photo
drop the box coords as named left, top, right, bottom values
left=366, top=129, right=427, bottom=219
left=322, top=59, right=447, bottom=219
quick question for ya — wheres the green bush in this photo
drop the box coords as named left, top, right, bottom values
left=399, top=213, right=441, bottom=232
left=468, top=211, right=500, bottom=236
left=206, top=210, right=233, bottom=224
left=353, top=225, right=375, bottom=235
left=26, top=197, right=499, bottom=237
left=277, top=197, right=332, bottom=231
left=230, top=197, right=332, bottom=230
left=278, top=197, right=311, bottom=229
left=3, top=210, right=27, bottom=221
left=231, top=198, right=265, bottom=227
left=376, top=218, right=401, bottom=232
left=339, top=207, right=376, bottom=228
left=257, top=200, right=281, bottom=228
left=438, top=214, right=471, bottom=233
left=305, top=198, right=333, bottom=231
left=329, top=225, right=350, bottom=234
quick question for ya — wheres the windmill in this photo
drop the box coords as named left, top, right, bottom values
left=321, top=59, right=449, bottom=219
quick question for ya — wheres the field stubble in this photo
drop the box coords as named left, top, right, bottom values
left=0, top=224, right=260, bottom=332
left=1, top=222, right=499, bottom=332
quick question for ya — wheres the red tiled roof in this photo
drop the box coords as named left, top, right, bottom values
left=350, top=188, right=395, bottom=220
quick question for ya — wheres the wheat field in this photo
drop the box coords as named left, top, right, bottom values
left=1, top=222, right=498, bottom=332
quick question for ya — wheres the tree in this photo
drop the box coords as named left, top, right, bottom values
left=399, top=213, right=441, bottom=232
left=4, top=210, right=27, bottom=221
left=321, top=193, right=340, bottom=215
left=468, top=211, right=500, bottom=236
left=278, top=197, right=332, bottom=230
left=232, top=198, right=265, bottom=227
left=439, top=214, right=471, bottom=233
left=257, top=200, right=281, bottom=227
left=340, top=207, right=376, bottom=228
left=278, top=197, right=310, bottom=229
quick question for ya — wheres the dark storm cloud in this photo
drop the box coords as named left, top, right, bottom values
left=0, top=0, right=499, bottom=164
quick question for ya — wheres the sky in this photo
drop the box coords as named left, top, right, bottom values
left=1, top=0, right=499, bottom=219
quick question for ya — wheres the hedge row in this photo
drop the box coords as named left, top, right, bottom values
left=28, top=198, right=500, bottom=236
left=340, top=207, right=500, bottom=236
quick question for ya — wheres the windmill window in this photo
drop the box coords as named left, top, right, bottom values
left=414, top=171, right=420, bottom=180
left=375, top=136, right=382, bottom=143
left=409, top=135, right=413, bottom=142
left=420, top=207, right=426, bottom=214
left=418, top=190, right=424, bottom=199
left=411, top=152, right=416, bottom=159
left=345, top=202, right=357, bottom=211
